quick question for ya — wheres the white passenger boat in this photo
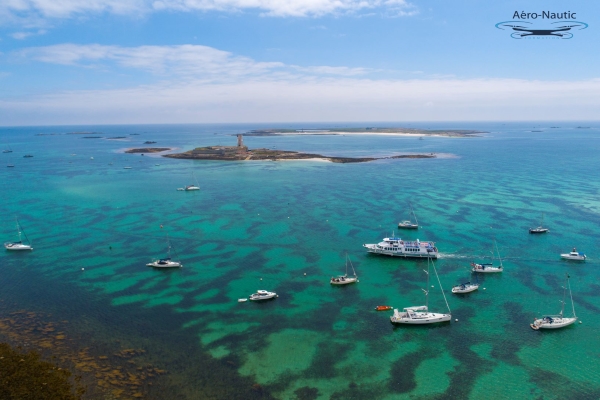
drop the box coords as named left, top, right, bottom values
left=146, top=235, right=182, bottom=268
left=363, top=237, right=438, bottom=258
left=330, top=254, right=358, bottom=285
left=249, top=290, right=278, bottom=301
left=560, top=248, right=586, bottom=261
left=472, top=239, right=503, bottom=273
left=4, top=217, right=33, bottom=251
left=531, top=274, right=578, bottom=330
left=390, top=259, right=451, bottom=325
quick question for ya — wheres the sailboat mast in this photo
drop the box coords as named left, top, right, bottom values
left=433, top=259, right=452, bottom=314
left=425, top=258, right=430, bottom=309
left=495, top=240, right=503, bottom=268
left=166, top=234, right=172, bottom=258
left=560, top=277, right=567, bottom=317
left=345, top=253, right=349, bottom=276
left=567, top=274, right=576, bottom=318
left=15, top=217, right=22, bottom=242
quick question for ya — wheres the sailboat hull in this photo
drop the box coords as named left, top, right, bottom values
left=146, top=261, right=182, bottom=268
left=451, top=284, right=479, bottom=293
left=4, top=243, right=32, bottom=251
left=531, top=317, right=577, bottom=330
left=390, top=312, right=451, bottom=325
left=330, top=276, right=358, bottom=285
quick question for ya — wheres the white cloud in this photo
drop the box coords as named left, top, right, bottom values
left=0, top=0, right=417, bottom=25
left=10, top=29, right=46, bottom=39
left=15, top=43, right=370, bottom=79
left=3, top=77, right=600, bottom=125
left=5, top=43, right=600, bottom=125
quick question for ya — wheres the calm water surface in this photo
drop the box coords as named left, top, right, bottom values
left=1, top=122, right=599, bottom=399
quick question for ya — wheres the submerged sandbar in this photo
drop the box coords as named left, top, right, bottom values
left=242, top=127, right=484, bottom=137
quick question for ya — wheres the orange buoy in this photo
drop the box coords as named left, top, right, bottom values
left=375, top=305, right=393, bottom=311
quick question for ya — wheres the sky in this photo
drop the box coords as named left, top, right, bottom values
left=1, top=0, right=599, bottom=125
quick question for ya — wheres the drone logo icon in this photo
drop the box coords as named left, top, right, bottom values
left=495, top=20, right=588, bottom=39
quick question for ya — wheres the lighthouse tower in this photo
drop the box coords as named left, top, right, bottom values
left=237, top=134, right=247, bottom=153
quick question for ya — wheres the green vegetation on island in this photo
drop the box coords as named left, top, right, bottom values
left=125, top=147, right=172, bottom=153
left=161, top=137, right=435, bottom=163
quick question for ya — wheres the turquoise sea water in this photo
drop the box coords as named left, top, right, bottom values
left=1, top=122, right=600, bottom=399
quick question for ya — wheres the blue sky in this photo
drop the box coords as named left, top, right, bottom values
left=1, top=0, right=599, bottom=125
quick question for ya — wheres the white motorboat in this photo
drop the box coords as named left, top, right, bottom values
left=471, top=262, right=502, bottom=273
left=4, top=217, right=33, bottom=251
left=330, top=254, right=359, bottom=285
left=472, top=239, right=503, bottom=273
left=390, top=259, right=451, bottom=325
left=146, top=235, right=182, bottom=268
left=363, top=237, right=438, bottom=258
left=560, top=248, right=586, bottom=261
left=249, top=290, right=278, bottom=301
left=531, top=274, right=578, bottom=330
left=451, top=281, right=479, bottom=294
left=398, top=204, right=419, bottom=229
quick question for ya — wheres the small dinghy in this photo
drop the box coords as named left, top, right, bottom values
left=375, top=305, right=393, bottom=311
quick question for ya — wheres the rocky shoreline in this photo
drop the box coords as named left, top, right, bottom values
left=160, top=146, right=435, bottom=163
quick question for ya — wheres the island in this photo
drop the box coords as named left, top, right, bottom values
left=156, top=135, right=435, bottom=163
left=241, top=127, right=484, bottom=137
left=125, top=148, right=172, bottom=153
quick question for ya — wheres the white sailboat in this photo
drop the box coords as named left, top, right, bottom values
left=472, top=240, right=503, bottom=273
left=4, top=217, right=33, bottom=251
left=531, top=274, right=578, bottom=330
left=529, top=213, right=549, bottom=234
left=398, top=204, right=419, bottom=229
left=146, top=235, right=182, bottom=268
left=390, top=258, right=452, bottom=325
left=177, top=172, right=200, bottom=191
left=452, top=273, right=479, bottom=294
left=330, top=253, right=359, bottom=285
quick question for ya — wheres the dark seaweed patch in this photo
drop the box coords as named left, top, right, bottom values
left=388, top=348, right=435, bottom=394
left=293, top=386, right=319, bottom=400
